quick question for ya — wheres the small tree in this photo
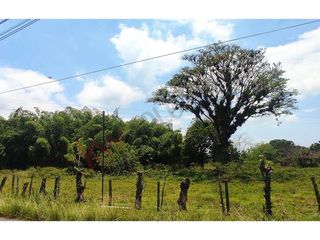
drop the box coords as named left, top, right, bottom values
left=149, top=44, right=298, bottom=162
left=183, top=120, right=218, bottom=167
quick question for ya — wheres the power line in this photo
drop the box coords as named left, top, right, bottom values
left=0, top=19, right=9, bottom=25
left=0, top=19, right=31, bottom=37
left=0, top=19, right=319, bottom=95
left=0, top=19, right=39, bottom=42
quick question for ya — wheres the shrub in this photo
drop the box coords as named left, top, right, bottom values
left=98, top=141, right=140, bottom=175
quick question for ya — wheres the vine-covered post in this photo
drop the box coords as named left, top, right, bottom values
left=135, top=172, right=144, bottom=210
left=259, top=157, right=273, bottom=216
left=75, top=168, right=85, bottom=203
left=177, top=178, right=190, bottom=211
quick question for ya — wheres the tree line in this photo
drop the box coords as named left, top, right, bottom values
left=2, top=43, right=319, bottom=172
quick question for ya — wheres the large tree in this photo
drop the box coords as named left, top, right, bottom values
left=149, top=44, right=298, bottom=162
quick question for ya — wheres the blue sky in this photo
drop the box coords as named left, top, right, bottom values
left=0, top=19, right=320, bottom=147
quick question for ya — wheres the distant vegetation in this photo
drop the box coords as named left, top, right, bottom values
left=0, top=107, right=319, bottom=172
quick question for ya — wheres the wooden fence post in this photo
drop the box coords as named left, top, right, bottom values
left=157, top=181, right=160, bottom=211
left=53, top=176, right=60, bottom=199
left=29, top=175, right=33, bottom=195
left=177, top=178, right=190, bottom=211
left=160, top=176, right=167, bottom=210
left=0, top=177, right=7, bottom=193
left=135, top=172, right=144, bottom=210
left=16, top=176, right=20, bottom=195
left=11, top=175, right=15, bottom=194
left=218, top=174, right=226, bottom=215
left=75, top=169, right=85, bottom=202
left=311, top=176, right=320, bottom=213
left=224, top=180, right=230, bottom=214
left=21, top=183, right=29, bottom=196
left=39, top=178, right=47, bottom=195
left=108, top=179, right=112, bottom=206
left=259, top=160, right=273, bottom=216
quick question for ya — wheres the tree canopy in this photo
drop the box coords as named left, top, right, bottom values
left=149, top=43, right=298, bottom=162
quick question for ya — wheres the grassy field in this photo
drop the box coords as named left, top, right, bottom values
left=0, top=165, right=319, bottom=221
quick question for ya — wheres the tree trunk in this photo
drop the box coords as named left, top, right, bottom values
left=177, top=178, right=191, bottom=211
left=135, top=172, right=144, bottom=210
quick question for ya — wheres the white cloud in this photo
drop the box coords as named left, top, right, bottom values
left=110, top=23, right=203, bottom=90
left=110, top=20, right=234, bottom=91
left=76, top=74, right=144, bottom=109
left=266, top=26, right=320, bottom=96
left=189, top=19, right=234, bottom=41
left=0, top=67, right=65, bottom=117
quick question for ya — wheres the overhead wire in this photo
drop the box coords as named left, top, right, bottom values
left=0, top=19, right=40, bottom=42
left=0, top=19, right=9, bottom=25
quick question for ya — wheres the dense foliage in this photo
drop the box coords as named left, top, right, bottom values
left=244, top=139, right=320, bottom=167
left=0, top=107, right=183, bottom=170
left=149, top=43, right=298, bottom=162
left=0, top=107, right=319, bottom=171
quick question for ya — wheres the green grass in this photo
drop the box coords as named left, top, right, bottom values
left=0, top=165, right=319, bottom=220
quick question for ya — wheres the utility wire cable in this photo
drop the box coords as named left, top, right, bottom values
left=0, top=19, right=31, bottom=38
left=0, top=19, right=9, bottom=25
left=0, top=19, right=319, bottom=95
left=0, top=19, right=39, bottom=42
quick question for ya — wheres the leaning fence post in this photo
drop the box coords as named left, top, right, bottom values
left=0, top=177, right=7, bottom=193
left=311, top=176, right=320, bottom=213
left=53, top=176, right=60, bottom=199
left=21, top=183, right=29, bottom=196
left=157, top=181, right=160, bottom=211
left=135, top=172, right=144, bottom=210
left=109, top=179, right=112, bottom=206
left=16, top=176, right=20, bottom=195
left=224, top=180, right=230, bottom=214
left=11, top=175, right=15, bottom=194
left=177, top=178, right=190, bottom=211
left=218, top=174, right=226, bottom=215
left=39, top=178, right=47, bottom=195
left=29, top=175, right=33, bottom=195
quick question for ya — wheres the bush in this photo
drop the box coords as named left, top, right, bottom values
left=298, top=151, right=320, bottom=167
left=99, top=141, right=140, bottom=175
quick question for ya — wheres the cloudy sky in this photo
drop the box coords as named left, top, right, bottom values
left=0, top=19, right=320, bottom=147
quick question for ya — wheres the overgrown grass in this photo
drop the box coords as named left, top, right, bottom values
left=0, top=165, right=320, bottom=220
